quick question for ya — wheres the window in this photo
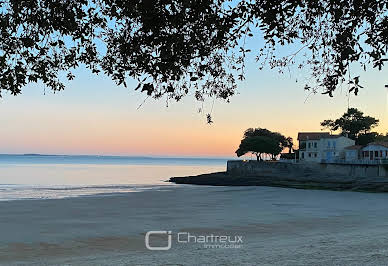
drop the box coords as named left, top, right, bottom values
left=308, top=143, right=311, bottom=148
left=314, top=153, right=317, bottom=157
left=308, top=153, right=311, bottom=157
left=314, top=142, right=317, bottom=148
left=375, top=151, right=379, bottom=157
left=380, top=151, right=383, bottom=157
left=301, top=152, right=304, bottom=159
left=300, top=142, right=306, bottom=149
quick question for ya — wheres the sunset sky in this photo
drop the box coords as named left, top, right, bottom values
left=1, top=45, right=387, bottom=157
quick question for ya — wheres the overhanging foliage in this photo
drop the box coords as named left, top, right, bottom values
left=1, top=0, right=387, bottom=102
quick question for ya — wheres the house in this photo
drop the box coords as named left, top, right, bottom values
left=298, top=132, right=355, bottom=162
left=298, top=132, right=329, bottom=162
left=360, top=142, right=388, bottom=161
left=344, top=145, right=363, bottom=161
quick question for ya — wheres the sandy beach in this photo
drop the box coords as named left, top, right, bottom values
left=2, top=185, right=388, bottom=265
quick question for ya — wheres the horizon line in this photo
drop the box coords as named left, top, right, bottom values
left=0, top=153, right=236, bottom=160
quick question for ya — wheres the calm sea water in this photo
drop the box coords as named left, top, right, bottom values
left=0, top=155, right=227, bottom=201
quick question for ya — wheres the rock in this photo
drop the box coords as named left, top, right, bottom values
left=169, top=172, right=388, bottom=192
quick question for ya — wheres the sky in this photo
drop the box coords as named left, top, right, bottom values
left=1, top=44, right=387, bottom=157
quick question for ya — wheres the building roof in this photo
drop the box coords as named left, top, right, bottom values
left=344, top=145, right=363, bottom=150
left=297, top=132, right=330, bottom=141
left=325, top=134, right=344, bottom=139
left=366, top=142, right=388, bottom=148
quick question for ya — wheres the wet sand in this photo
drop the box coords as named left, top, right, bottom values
left=2, top=185, right=388, bottom=265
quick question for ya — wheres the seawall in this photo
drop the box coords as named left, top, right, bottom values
left=169, top=160, right=388, bottom=192
left=227, top=160, right=388, bottom=178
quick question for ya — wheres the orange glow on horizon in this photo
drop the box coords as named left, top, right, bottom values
left=0, top=65, right=387, bottom=157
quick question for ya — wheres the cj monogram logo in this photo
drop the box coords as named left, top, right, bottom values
left=145, top=231, right=172, bottom=250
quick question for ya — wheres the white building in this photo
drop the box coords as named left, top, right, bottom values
left=360, top=142, right=388, bottom=161
left=298, top=132, right=355, bottom=162
left=344, top=145, right=363, bottom=161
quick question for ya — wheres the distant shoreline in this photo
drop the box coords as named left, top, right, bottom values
left=0, top=154, right=230, bottom=166
left=0, top=153, right=233, bottom=160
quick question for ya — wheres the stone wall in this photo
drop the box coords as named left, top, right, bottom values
left=227, top=160, right=388, bottom=178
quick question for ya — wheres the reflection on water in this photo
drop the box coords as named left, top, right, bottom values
left=0, top=155, right=226, bottom=200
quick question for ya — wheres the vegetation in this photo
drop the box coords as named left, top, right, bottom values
left=235, top=128, right=290, bottom=160
left=356, top=132, right=381, bottom=145
left=280, top=152, right=296, bottom=160
left=1, top=0, right=387, bottom=107
left=376, top=133, right=388, bottom=142
left=320, top=108, right=388, bottom=145
left=320, top=108, right=380, bottom=143
left=285, top=137, right=294, bottom=153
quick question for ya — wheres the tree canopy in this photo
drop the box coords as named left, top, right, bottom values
left=1, top=0, right=387, bottom=103
left=377, top=133, right=388, bottom=142
left=356, top=132, right=388, bottom=145
left=235, top=128, right=288, bottom=160
left=285, top=137, right=294, bottom=153
left=320, top=108, right=380, bottom=143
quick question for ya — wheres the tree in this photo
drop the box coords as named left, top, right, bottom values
left=356, top=132, right=381, bottom=146
left=357, top=132, right=388, bottom=145
left=376, top=133, right=388, bottom=142
left=285, top=137, right=294, bottom=153
left=243, top=128, right=287, bottom=148
left=236, top=136, right=282, bottom=161
left=320, top=108, right=379, bottom=142
left=235, top=128, right=288, bottom=160
left=1, top=0, right=387, bottom=104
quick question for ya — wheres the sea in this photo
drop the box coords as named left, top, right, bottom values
left=0, top=154, right=227, bottom=201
